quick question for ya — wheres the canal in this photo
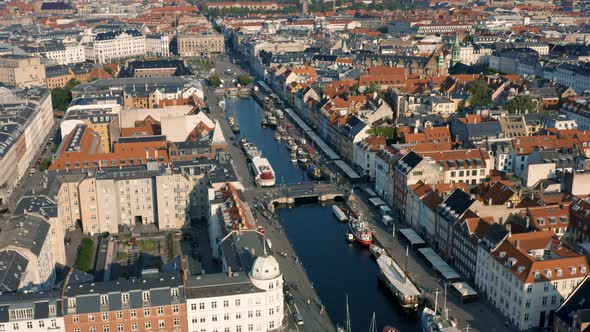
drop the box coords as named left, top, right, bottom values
left=225, top=97, right=312, bottom=185
left=226, top=97, right=418, bottom=331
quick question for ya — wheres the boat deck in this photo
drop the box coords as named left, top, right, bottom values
left=377, top=254, right=421, bottom=297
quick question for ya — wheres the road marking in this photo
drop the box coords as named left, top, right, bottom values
left=286, top=303, right=300, bottom=332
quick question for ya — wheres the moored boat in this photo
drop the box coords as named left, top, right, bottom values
left=274, top=132, right=281, bottom=140
left=251, top=157, right=276, bottom=187
left=377, top=253, right=421, bottom=313
left=268, top=116, right=277, bottom=129
left=290, top=152, right=297, bottom=163
left=332, top=205, right=347, bottom=222
left=369, top=244, right=385, bottom=259
left=420, top=307, right=459, bottom=332
left=307, top=164, right=321, bottom=179
left=349, top=217, right=372, bottom=246
left=261, top=117, right=268, bottom=127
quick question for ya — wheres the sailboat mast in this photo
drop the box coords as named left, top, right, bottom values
left=346, top=294, right=351, bottom=332
left=434, top=288, right=440, bottom=319
left=369, top=312, right=376, bottom=332
left=404, top=245, right=409, bottom=283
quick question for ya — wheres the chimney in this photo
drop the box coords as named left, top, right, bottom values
left=515, top=239, right=520, bottom=249
left=228, top=265, right=232, bottom=278
left=488, top=197, right=493, bottom=205
left=154, top=148, right=159, bottom=160
left=145, top=147, right=149, bottom=160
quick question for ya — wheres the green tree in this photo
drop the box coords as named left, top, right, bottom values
left=237, top=74, right=252, bottom=86
left=505, top=95, right=537, bottom=114
left=51, top=79, right=82, bottom=111
left=208, top=75, right=222, bottom=87
left=39, top=158, right=52, bottom=171
left=75, top=238, right=95, bottom=272
left=467, top=79, right=491, bottom=107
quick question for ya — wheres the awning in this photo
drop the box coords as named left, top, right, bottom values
left=417, top=248, right=461, bottom=280
left=451, top=282, right=478, bottom=297
left=399, top=228, right=426, bottom=246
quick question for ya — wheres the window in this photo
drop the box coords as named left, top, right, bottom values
left=89, top=313, right=95, bottom=321
left=12, top=323, right=18, bottom=331
left=158, top=320, right=165, bottom=328
left=130, top=310, right=137, bottom=319
left=552, top=295, right=557, bottom=305
left=172, top=305, right=179, bottom=314
left=211, top=301, right=217, bottom=309
left=224, top=313, right=229, bottom=321
left=68, top=298, right=77, bottom=308
left=117, top=323, right=124, bottom=332
left=73, top=315, right=79, bottom=323
left=145, top=321, right=151, bottom=329
left=235, top=299, right=241, bottom=307
left=223, top=300, right=229, bottom=307
left=524, top=313, right=529, bottom=321
left=248, top=311, right=253, bottom=318
left=131, top=322, right=138, bottom=331
left=237, top=326, right=242, bottom=332
left=142, top=291, right=150, bottom=302
left=102, top=312, right=109, bottom=321
left=236, top=312, right=241, bottom=320
left=49, top=305, right=56, bottom=316
left=173, top=318, right=180, bottom=327
left=100, top=295, right=108, bottom=305
left=38, top=321, right=44, bottom=328
left=212, top=315, right=218, bottom=322
left=270, top=321, right=275, bottom=329
left=122, top=293, right=129, bottom=303
left=191, top=303, right=197, bottom=311
left=171, top=288, right=179, bottom=297
left=157, top=307, right=164, bottom=315
left=542, top=296, right=547, bottom=306
left=26, top=322, right=32, bottom=329
left=74, top=329, right=80, bottom=332
left=248, top=324, right=254, bottom=331
left=255, top=310, right=261, bottom=317
left=199, top=303, right=205, bottom=310
left=144, top=308, right=150, bottom=317
left=90, top=327, right=96, bottom=332
left=104, top=326, right=110, bottom=332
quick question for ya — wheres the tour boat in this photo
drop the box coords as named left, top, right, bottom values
left=251, top=157, right=275, bottom=187
left=244, top=144, right=261, bottom=160
left=348, top=216, right=372, bottom=246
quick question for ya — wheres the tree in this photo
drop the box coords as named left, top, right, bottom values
left=51, top=79, right=81, bottom=111
left=505, top=95, right=537, bottom=114
left=39, top=158, right=52, bottom=171
left=208, top=75, right=221, bottom=87
left=237, top=74, right=252, bottom=86
left=75, top=238, right=95, bottom=272
left=467, top=79, right=491, bottom=107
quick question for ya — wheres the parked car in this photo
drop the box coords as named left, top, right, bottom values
left=292, top=313, right=304, bottom=326
left=285, top=295, right=295, bottom=305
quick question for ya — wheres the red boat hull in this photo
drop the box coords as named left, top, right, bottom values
left=349, top=222, right=372, bottom=246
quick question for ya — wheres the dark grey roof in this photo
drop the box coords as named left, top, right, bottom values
left=95, top=29, right=143, bottom=41
left=64, top=272, right=184, bottom=314
left=185, top=273, right=264, bottom=299
left=0, top=214, right=50, bottom=256
left=395, top=151, right=423, bottom=174
left=40, top=2, right=73, bottom=10
left=0, top=291, right=62, bottom=322
left=0, top=250, right=28, bottom=292
left=437, top=189, right=474, bottom=223
left=555, top=276, right=590, bottom=327
left=14, top=196, right=58, bottom=218
left=118, top=60, right=193, bottom=78
left=220, top=231, right=267, bottom=274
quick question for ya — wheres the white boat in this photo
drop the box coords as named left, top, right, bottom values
left=290, top=152, right=297, bottom=163
left=251, top=157, right=276, bottom=187
left=420, top=307, right=459, bottom=332
left=376, top=253, right=421, bottom=312
left=332, top=205, right=347, bottom=222
left=218, top=100, right=225, bottom=108
left=298, top=137, right=307, bottom=146
left=275, top=132, right=281, bottom=140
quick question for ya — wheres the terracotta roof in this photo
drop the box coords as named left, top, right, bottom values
left=491, top=231, right=589, bottom=284
left=527, top=204, right=571, bottom=232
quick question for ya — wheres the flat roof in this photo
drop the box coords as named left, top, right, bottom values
left=417, top=248, right=461, bottom=280
left=399, top=228, right=426, bottom=246
left=451, top=282, right=478, bottom=297
left=334, top=160, right=361, bottom=180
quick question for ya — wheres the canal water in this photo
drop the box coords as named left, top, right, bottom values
left=227, top=98, right=418, bottom=331
left=225, top=97, right=312, bottom=185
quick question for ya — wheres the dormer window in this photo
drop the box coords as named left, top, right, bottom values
left=499, top=251, right=506, bottom=258
left=534, top=271, right=541, bottom=280
left=537, top=218, right=545, bottom=226
left=581, top=266, right=587, bottom=274
left=517, top=266, right=525, bottom=274
left=570, top=267, right=577, bottom=275
left=556, top=268, right=563, bottom=277
left=545, top=269, right=552, bottom=278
